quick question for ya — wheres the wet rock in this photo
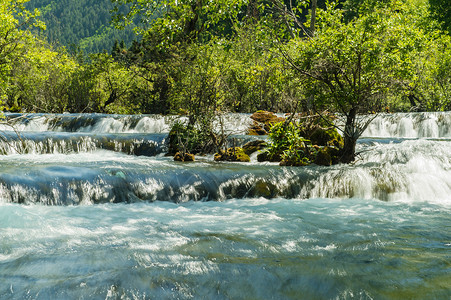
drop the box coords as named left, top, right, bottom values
left=257, top=151, right=282, bottom=163
left=247, top=121, right=268, bottom=136
left=242, top=140, right=268, bottom=155
left=314, top=148, right=332, bottom=166
left=249, top=180, right=276, bottom=198
left=309, top=127, right=344, bottom=148
left=314, top=146, right=340, bottom=166
left=248, top=111, right=285, bottom=134
left=174, top=152, right=195, bottom=162
left=214, top=147, right=250, bottom=162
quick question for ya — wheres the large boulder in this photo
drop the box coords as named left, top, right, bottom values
left=214, top=147, right=250, bottom=162
left=248, top=111, right=285, bottom=135
left=309, top=127, right=344, bottom=148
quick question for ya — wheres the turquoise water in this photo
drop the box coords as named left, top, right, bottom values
left=1, top=198, right=449, bottom=299
left=0, top=113, right=450, bottom=299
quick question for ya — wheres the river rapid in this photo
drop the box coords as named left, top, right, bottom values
left=0, top=112, right=450, bottom=299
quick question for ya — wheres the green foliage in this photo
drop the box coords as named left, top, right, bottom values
left=264, top=121, right=311, bottom=165
left=429, top=0, right=451, bottom=33
left=8, top=40, right=78, bottom=112
left=262, top=115, right=343, bottom=166
left=282, top=0, right=434, bottom=162
left=26, top=0, right=138, bottom=54
left=0, top=0, right=44, bottom=101
left=168, top=120, right=220, bottom=155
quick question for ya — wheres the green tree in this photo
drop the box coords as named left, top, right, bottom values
left=429, top=0, right=451, bottom=33
left=0, top=0, right=45, bottom=102
left=284, top=1, right=426, bottom=163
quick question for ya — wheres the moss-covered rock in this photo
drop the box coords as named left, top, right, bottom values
left=309, top=127, right=344, bottom=148
left=280, top=157, right=310, bottom=167
left=314, top=148, right=332, bottom=166
left=247, top=121, right=269, bottom=135
left=257, top=151, right=282, bottom=162
left=242, top=140, right=268, bottom=155
left=251, top=110, right=285, bottom=124
left=314, top=146, right=340, bottom=166
left=174, top=152, right=195, bottom=162
left=214, top=147, right=250, bottom=162
left=248, top=111, right=285, bottom=134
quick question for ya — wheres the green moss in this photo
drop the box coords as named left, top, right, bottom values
left=174, top=152, right=195, bottom=162
left=309, top=127, right=344, bottom=148
left=242, top=140, right=267, bottom=155
left=214, top=147, right=250, bottom=162
left=314, top=148, right=332, bottom=166
left=257, top=151, right=282, bottom=162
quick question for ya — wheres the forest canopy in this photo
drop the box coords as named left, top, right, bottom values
left=0, top=0, right=449, bottom=117
left=25, top=0, right=138, bottom=54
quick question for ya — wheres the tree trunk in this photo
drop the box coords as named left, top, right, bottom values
left=310, top=0, right=317, bottom=35
left=340, top=107, right=357, bottom=163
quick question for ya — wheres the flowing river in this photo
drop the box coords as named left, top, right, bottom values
left=0, top=112, right=450, bottom=299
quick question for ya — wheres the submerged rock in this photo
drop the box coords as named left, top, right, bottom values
left=214, top=147, right=250, bottom=162
left=174, top=152, right=195, bottom=162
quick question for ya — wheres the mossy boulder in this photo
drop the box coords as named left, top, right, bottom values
left=247, top=121, right=269, bottom=135
left=242, top=140, right=268, bottom=155
left=314, top=146, right=340, bottom=166
left=174, top=152, right=195, bottom=162
left=214, top=147, right=250, bottom=162
left=248, top=111, right=285, bottom=134
left=257, top=151, right=282, bottom=162
left=280, top=157, right=310, bottom=167
left=309, top=127, right=344, bottom=148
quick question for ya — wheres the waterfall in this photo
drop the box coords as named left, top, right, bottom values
left=362, top=112, right=451, bottom=138
left=0, top=112, right=450, bottom=204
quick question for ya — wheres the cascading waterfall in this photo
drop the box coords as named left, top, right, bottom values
left=1, top=112, right=451, bottom=204
left=0, top=112, right=449, bottom=299
left=362, top=111, right=451, bottom=138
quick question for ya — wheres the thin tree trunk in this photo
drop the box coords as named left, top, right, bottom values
left=310, top=0, right=317, bottom=36
left=340, top=107, right=357, bottom=163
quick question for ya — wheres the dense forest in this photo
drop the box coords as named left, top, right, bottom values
left=1, top=0, right=450, bottom=163
left=25, top=0, right=138, bottom=53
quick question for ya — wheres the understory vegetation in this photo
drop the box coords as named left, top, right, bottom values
left=1, top=0, right=450, bottom=164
